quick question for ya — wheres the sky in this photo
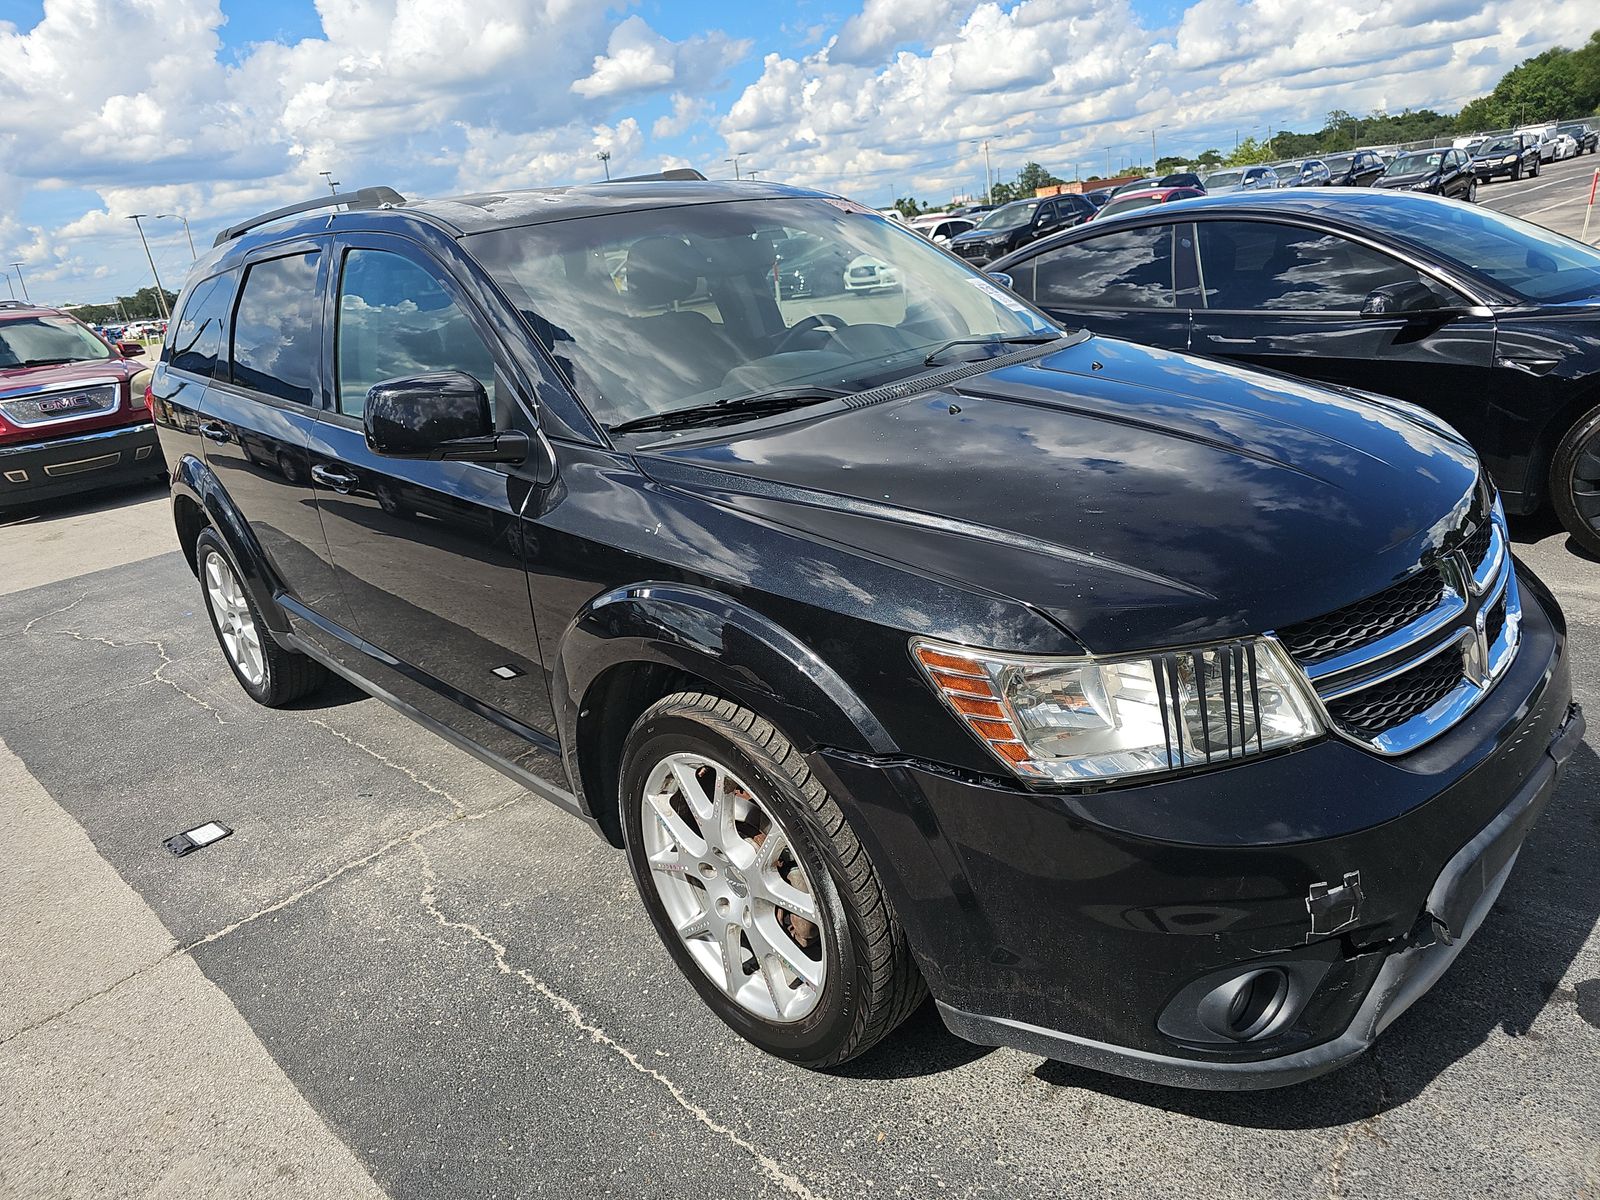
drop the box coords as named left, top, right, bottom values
left=0, top=0, right=1591, bottom=306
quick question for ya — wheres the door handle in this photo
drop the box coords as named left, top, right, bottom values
left=1495, top=356, right=1558, bottom=377
left=1206, top=335, right=1256, bottom=345
left=199, top=420, right=231, bottom=443
left=310, top=464, right=359, bottom=493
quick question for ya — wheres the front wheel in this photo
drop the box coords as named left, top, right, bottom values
left=1467, top=178, right=1478, bottom=203
left=1550, top=405, right=1600, bottom=559
left=1512, top=163, right=1522, bottom=181
left=620, top=692, right=925, bottom=1068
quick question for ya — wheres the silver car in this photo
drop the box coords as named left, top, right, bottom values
left=1200, top=165, right=1280, bottom=194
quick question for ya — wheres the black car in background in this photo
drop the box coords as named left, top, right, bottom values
left=1083, top=188, right=1113, bottom=208
left=150, top=179, right=1578, bottom=1091
left=1156, top=172, right=1206, bottom=191
left=1469, top=135, right=1540, bottom=182
left=1374, top=147, right=1477, bottom=200
left=1556, top=123, right=1598, bottom=154
left=1275, top=159, right=1332, bottom=187
left=988, top=188, right=1600, bottom=555
left=946, top=192, right=1096, bottom=265
left=1323, top=151, right=1386, bottom=187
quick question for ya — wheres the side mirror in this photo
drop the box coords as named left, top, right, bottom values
left=364, top=371, right=527, bottom=464
left=118, top=341, right=144, bottom=357
left=1361, top=281, right=1441, bottom=318
left=986, top=271, right=1015, bottom=290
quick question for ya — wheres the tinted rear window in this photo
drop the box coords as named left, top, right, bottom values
left=230, top=252, right=321, bottom=405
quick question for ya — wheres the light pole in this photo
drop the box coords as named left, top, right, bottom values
left=3, top=271, right=13, bottom=300
left=970, top=136, right=1000, bottom=205
left=9, top=262, right=29, bottom=302
left=745, top=170, right=761, bottom=180
left=319, top=171, right=340, bottom=196
left=596, top=150, right=611, bottom=179
left=1102, top=145, right=1113, bottom=179
left=724, top=152, right=746, bottom=179
left=156, top=213, right=196, bottom=260
left=124, top=216, right=170, bottom=320
left=1135, top=125, right=1169, bottom=173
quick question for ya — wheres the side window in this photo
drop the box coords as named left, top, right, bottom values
left=230, top=252, right=321, bottom=405
left=1028, top=226, right=1175, bottom=310
left=1195, top=221, right=1461, bottom=311
left=335, top=249, right=497, bottom=419
left=168, top=273, right=232, bottom=377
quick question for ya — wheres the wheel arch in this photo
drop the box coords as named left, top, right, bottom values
left=553, top=582, right=895, bottom=848
left=170, top=453, right=293, bottom=635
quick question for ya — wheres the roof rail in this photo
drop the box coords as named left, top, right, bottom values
left=212, top=186, right=406, bottom=248
left=0, top=299, right=35, bottom=310
left=602, top=168, right=707, bottom=184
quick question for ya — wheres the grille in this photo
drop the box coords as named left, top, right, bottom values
left=0, top=382, right=119, bottom=427
left=1325, top=649, right=1465, bottom=740
left=1460, top=519, right=1492, bottom=569
left=1277, top=568, right=1445, bottom=664
left=1484, top=592, right=1507, bottom=649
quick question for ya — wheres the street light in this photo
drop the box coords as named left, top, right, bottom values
left=969, top=135, right=1002, bottom=205
left=155, top=213, right=197, bottom=260
left=1135, top=124, right=1170, bottom=173
left=596, top=150, right=611, bottom=180
left=318, top=171, right=340, bottom=196
left=725, top=152, right=747, bottom=179
left=124, top=215, right=170, bottom=321
left=8, top=262, right=27, bottom=302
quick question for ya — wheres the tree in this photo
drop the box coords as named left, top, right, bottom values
left=1195, top=148, right=1224, bottom=168
left=69, top=285, right=177, bottom=324
left=1013, top=160, right=1064, bottom=195
left=988, top=179, right=1021, bottom=205
left=892, top=197, right=924, bottom=218
left=1225, top=136, right=1274, bottom=166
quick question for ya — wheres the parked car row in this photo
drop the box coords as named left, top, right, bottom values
left=142, top=175, right=1582, bottom=1099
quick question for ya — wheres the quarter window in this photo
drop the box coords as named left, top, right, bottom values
left=230, top=252, right=321, bottom=405
left=1194, top=221, right=1459, bottom=311
left=168, top=273, right=232, bottom=377
left=335, top=249, right=497, bottom=419
left=1026, top=225, right=1176, bottom=310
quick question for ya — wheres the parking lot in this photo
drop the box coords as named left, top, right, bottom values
left=3, top=161, right=1600, bottom=1200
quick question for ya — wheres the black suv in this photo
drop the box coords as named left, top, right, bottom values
left=153, top=179, right=1580, bottom=1090
left=946, top=193, right=1096, bottom=266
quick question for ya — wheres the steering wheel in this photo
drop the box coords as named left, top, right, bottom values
left=771, top=313, right=850, bottom=355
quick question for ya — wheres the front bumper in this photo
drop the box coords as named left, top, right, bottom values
left=811, top=568, right=1580, bottom=1089
left=0, top=421, right=163, bottom=506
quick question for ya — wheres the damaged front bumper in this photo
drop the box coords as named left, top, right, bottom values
left=810, top=567, right=1581, bottom=1090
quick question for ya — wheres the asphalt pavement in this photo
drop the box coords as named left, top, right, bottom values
left=3, top=158, right=1600, bottom=1200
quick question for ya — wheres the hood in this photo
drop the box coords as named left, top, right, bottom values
left=949, top=227, right=1011, bottom=245
left=0, top=355, right=140, bottom=392
left=635, top=336, right=1484, bottom=654
left=1375, top=171, right=1438, bottom=188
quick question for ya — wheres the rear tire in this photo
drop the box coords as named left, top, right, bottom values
left=620, top=692, right=925, bottom=1068
left=195, top=528, right=326, bottom=706
left=1550, top=404, right=1600, bottom=560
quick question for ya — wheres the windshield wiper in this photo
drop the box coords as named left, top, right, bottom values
left=922, top=332, right=1061, bottom=366
left=608, top=386, right=849, bottom=435
left=18, top=357, right=87, bottom=368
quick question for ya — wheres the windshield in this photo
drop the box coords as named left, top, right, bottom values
left=1387, top=152, right=1442, bottom=174
left=1324, top=155, right=1354, bottom=172
left=0, top=316, right=115, bottom=369
left=976, top=200, right=1040, bottom=231
left=1482, top=139, right=1518, bottom=155
left=1558, top=125, right=1587, bottom=136
left=1098, top=195, right=1163, bottom=218
left=1203, top=170, right=1244, bottom=189
left=468, top=198, right=1058, bottom=430
left=1361, top=201, right=1600, bottom=303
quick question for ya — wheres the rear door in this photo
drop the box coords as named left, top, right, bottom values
left=199, top=241, right=354, bottom=630
left=1186, top=217, right=1497, bottom=429
left=1005, top=221, right=1192, bottom=350
left=307, top=233, right=556, bottom=754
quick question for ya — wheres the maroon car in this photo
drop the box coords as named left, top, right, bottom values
left=1091, top=185, right=1204, bottom=221
left=0, top=301, right=163, bottom=507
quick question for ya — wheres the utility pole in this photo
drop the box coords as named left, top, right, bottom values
left=596, top=150, right=611, bottom=179
left=125, top=216, right=170, bottom=321
left=3, top=271, right=13, bottom=300
left=319, top=171, right=340, bottom=196
left=156, top=213, right=196, bottom=259
left=972, top=138, right=997, bottom=204
left=9, top=262, right=29, bottom=302
left=745, top=170, right=761, bottom=180
left=725, top=152, right=746, bottom=179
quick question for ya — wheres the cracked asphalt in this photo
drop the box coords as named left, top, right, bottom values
left=1, top=479, right=1597, bottom=1200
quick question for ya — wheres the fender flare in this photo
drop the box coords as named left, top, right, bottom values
left=552, top=582, right=896, bottom=810
left=171, top=453, right=294, bottom=636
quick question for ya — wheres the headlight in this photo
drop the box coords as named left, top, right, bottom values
left=1501, top=155, right=1518, bottom=164
left=913, top=638, right=1323, bottom=783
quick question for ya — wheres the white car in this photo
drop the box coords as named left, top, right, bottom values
left=843, top=254, right=901, bottom=292
left=911, top=216, right=977, bottom=244
left=1553, top=133, right=1579, bottom=160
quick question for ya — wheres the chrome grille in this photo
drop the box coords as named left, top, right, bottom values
left=1274, top=502, right=1520, bottom=756
left=0, top=379, right=120, bottom=427
left=1278, top=569, right=1444, bottom=664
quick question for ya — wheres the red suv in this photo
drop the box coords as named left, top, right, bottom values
left=0, top=300, right=163, bottom=507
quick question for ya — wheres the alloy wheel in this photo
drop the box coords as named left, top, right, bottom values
left=639, top=751, right=826, bottom=1023
left=1568, top=429, right=1600, bottom=532
left=203, top=549, right=265, bottom=686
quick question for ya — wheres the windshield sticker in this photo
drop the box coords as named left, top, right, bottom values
left=966, top=276, right=1031, bottom=314
left=822, top=197, right=874, bottom=215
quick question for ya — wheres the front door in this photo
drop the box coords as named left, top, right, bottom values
left=199, top=241, right=353, bottom=632
left=1185, top=218, right=1496, bottom=430
left=308, top=235, right=558, bottom=758
left=1008, top=220, right=1192, bottom=350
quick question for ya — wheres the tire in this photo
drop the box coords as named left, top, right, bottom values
left=194, top=527, right=326, bottom=705
left=1511, top=163, right=1522, bottom=182
left=1533, top=158, right=1541, bottom=177
left=1550, top=404, right=1600, bottom=559
left=620, top=692, right=925, bottom=1068
left=1467, top=179, right=1478, bottom=203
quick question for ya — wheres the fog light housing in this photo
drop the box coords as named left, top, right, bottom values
left=1198, top=968, right=1290, bottom=1041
